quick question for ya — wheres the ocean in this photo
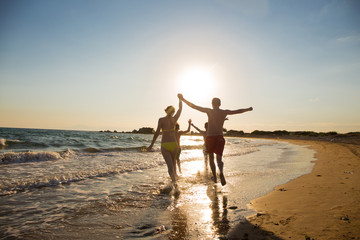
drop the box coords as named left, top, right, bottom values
left=0, top=127, right=316, bottom=239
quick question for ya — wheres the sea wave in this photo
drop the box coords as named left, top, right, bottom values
left=181, top=145, right=203, bottom=150
left=0, top=149, right=74, bottom=164
left=0, top=174, right=84, bottom=196
left=0, top=138, right=48, bottom=149
left=82, top=146, right=149, bottom=153
left=0, top=159, right=163, bottom=196
left=224, top=147, right=259, bottom=157
left=0, top=138, right=21, bottom=147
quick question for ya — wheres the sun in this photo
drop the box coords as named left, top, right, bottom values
left=177, top=66, right=216, bottom=102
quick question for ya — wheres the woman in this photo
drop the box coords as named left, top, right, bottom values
left=147, top=94, right=182, bottom=188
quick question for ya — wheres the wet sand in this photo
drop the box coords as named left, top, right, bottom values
left=228, top=139, right=360, bottom=240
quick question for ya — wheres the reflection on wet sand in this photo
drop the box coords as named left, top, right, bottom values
left=207, top=185, right=230, bottom=237
left=166, top=173, right=281, bottom=240
left=165, top=170, right=231, bottom=239
left=168, top=199, right=188, bottom=240
left=122, top=158, right=282, bottom=239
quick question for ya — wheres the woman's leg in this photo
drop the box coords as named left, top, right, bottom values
left=161, top=147, right=176, bottom=183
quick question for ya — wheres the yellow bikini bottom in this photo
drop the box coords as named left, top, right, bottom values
left=161, top=142, right=178, bottom=153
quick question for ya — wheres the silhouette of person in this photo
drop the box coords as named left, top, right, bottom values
left=174, top=119, right=192, bottom=174
left=191, top=122, right=209, bottom=169
left=178, top=94, right=253, bottom=185
left=147, top=95, right=182, bottom=188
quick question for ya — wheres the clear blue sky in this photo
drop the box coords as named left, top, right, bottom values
left=1, top=0, right=359, bottom=133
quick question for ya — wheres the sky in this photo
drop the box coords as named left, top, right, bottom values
left=1, top=0, right=359, bottom=133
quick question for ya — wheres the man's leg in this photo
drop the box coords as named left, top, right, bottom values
left=209, top=153, right=217, bottom=183
left=216, top=154, right=226, bottom=186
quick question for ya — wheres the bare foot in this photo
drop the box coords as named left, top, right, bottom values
left=173, top=185, right=181, bottom=196
left=211, top=176, right=217, bottom=183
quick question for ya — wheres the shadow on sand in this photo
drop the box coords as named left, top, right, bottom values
left=227, top=219, right=283, bottom=240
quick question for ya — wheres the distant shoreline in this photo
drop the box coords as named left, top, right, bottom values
left=2, top=126, right=359, bottom=145
left=99, top=128, right=360, bottom=145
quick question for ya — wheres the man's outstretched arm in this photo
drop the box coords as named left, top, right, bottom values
left=178, top=94, right=207, bottom=113
left=226, top=107, right=253, bottom=115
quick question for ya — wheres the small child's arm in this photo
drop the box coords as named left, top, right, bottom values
left=179, top=119, right=192, bottom=135
left=191, top=123, right=203, bottom=134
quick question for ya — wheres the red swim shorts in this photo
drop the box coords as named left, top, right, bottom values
left=205, top=135, right=225, bottom=156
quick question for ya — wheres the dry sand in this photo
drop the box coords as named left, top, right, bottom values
left=227, top=139, right=360, bottom=240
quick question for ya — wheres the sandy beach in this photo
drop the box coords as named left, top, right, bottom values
left=228, top=139, right=360, bottom=240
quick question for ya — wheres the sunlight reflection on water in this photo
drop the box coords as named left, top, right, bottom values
left=180, top=135, right=203, bottom=146
left=181, top=158, right=205, bottom=177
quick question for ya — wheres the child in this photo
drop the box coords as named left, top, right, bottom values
left=174, top=119, right=192, bottom=174
left=191, top=122, right=209, bottom=169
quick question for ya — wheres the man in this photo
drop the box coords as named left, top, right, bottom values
left=178, top=94, right=253, bottom=185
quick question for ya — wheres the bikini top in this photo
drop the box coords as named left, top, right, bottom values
left=162, top=127, right=175, bottom=132
left=162, top=117, right=175, bottom=133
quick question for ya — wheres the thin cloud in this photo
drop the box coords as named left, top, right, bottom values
left=336, top=35, right=360, bottom=43
left=215, top=0, right=269, bottom=18
left=309, top=98, right=320, bottom=103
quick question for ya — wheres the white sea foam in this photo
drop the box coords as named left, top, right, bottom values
left=0, top=138, right=21, bottom=147
left=0, top=154, right=163, bottom=196
left=0, top=151, right=62, bottom=163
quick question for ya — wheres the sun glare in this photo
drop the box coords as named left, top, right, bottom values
left=177, top=66, right=216, bottom=102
